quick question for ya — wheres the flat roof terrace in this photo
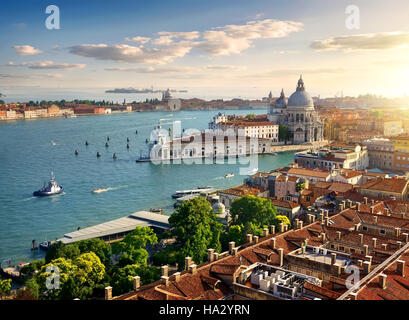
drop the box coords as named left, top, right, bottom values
left=58, top=211, right=169, bottom=244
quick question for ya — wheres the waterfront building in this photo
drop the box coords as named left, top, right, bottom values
left=267, top=76, right=324, bottom=144
left=217, top=120, right=279, bottom=141
left=294, top=144, right=369, bottom=170
left=47, top=105, right=60, bottom=117
left=208, top=112, right=229, bottom=129
left=363, top=138, right=394, bottom=170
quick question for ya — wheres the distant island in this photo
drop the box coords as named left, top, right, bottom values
left=105, top=88, right=188, bottom=94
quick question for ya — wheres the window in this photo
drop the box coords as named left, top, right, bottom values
left=380, top=229, right=386, bottom=235
left=362, top=226, right=368, bottom=231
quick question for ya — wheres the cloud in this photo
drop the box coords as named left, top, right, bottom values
left=12, top=45, right=43, bottom=55
left=124, top=36, right=151, bottom=44
left=105, top=66, right=199, bottom=73
left=247, top=68, right=348, bottom=79
left=69, top=42, right=194, bottom=64
left=311, top=32, right=409, bottom=52
left=6, top=61, right=86, bottom=70
left=0, top=73, right=63, bottom=79
left=69, top=19, right=303, bottom=63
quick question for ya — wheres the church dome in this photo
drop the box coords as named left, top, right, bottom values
left=288, top=76, right=314, bottom=107
left=274, top=89, right=287, bottom=108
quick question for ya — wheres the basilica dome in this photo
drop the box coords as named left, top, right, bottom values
left=274, top=89, right=287, bottom=108
left=288, top=76, right=314, bottom=107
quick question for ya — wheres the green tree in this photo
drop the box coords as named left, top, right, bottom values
left=245, top=113, right=256, bottom=120
left=0, top=279, right=12, bottom=297
left=169, top=197, right=223, bottom=265
left=35, top=252, right=106, bottom=300
left=278, top=125, right=291, bottom=142
left=111, top=226, right=158, bottom=266
left=274, top=215, right=291, bottom=230
left=221, top=224, right=245, bottom=250
left=76, top=239, right=111, bottom=266
left=111, top=264, right=160, bottom=296
left=230, top=195, right=278, bottom=234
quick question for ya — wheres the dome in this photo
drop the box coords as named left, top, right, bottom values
left=274, top=89, right=287, bottom=109
left=288, top=76, right=314, bottom=107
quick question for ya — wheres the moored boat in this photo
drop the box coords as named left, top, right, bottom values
left=92, top=188, right=108, bottom=193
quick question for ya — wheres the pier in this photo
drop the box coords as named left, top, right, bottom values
left=57, top=211, right=170, bottom=245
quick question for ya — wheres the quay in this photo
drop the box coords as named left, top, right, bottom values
left=57, top=211, right=169, bottom=245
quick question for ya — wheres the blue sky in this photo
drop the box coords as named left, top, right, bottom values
left=1, top=0, right=409, bottom=100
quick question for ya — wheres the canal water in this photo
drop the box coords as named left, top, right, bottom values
left=0, top=109, right=294, bottom=263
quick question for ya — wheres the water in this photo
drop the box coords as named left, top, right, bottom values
left=0, top=109, right=294, bottom=264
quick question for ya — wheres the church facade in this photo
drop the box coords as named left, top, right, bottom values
left=267, top=76, right=324, bottom=144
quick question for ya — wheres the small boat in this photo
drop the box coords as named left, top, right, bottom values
left=74, top=150, right=78, bottom=156
left=197, top=185, right=212, bottom=189
left=39, top=241, right=52, bottom=251
left=135, top=130, right=138, bottom=134
left=127, top=144, right=130, bottom=149
left=127, top=137, right=130, bottom=142
left=51, top=141, right=56, bottom=146
left=85, top=141, right=89, bottom=146
left=224, top=173, right=234, bottom=178
left=33, top=172, right=63, bottom=197
left=107, top=136, right=110, bottom=141
left=150, top=208, right=163, bottom=214
left=97, top=152, right=101, bottom=157
left=105, top=142, right=109, bottom=148
left=92, top=188, right=108, bottom=193
left=113, top=153, right=117, bottom=159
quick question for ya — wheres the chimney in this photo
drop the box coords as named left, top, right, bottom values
left=185, top=257, right=192, bottom=271
left=374, top=216, right=378, bottom=224
left=161, top=265, right=169, bottom=277
left=263, top=228, right=269, bottom=237
left=299, top=220, right=303, bottom=229
left=363, top=261, right=371, bottom=273
left=325, top=210, right=329, bottom=218
left=133, top=276, right=140, bottom=292
left=370, top=206, right=374, bottom=214
left=363, top=244, right=369, bottom=256
left=397, top=260, right=405, bottom=277
left=161, top=276, right=169, bottom=286
left=357, top=203, right=361, bottom=212
left=232, top=247, right=238, bottom=256
left=279, top=223, right=285, bottom=233
left=382, top=243, right=388, bottom=251
left=331, top=253, right=337, bottom=265
left=270, top=225, right=276, bottom=235
left=359, top=234, right=364, bottom=245
left=339, top=203, right=344, bottom=212
left=395, top=228, right=401, bottom=238
left=371, top=199, right=375, bottom=206
left=365, top=255, right=373, bottom=263
left=355, top=224, right=360, bottom=231
left=333, top=263, right=341, bottom=276
left=214, top=252, right=219, bottom=260
left=270, top=237, right=276, bottom=249
left=278, top=248, right=284, bottom=267
left=104, top=286, right=112, bottom=300
left=295, top=218, right=299, bottom=229
left=349, top=292, right=358, bottom=300
left=189, top=264, right=197, bottom=275
left=379, top=274, right=387, bottom=289
left=336, top=231, right=342, bottom=241
left=358, top=260, right=363, bottom=267
left=372, top=238, right=377, bottom=248
left=174, top=272, right=181, bottom=283
left=229, top=242, right=235, bottom=255
left=246, top=234, right=253, bottom=243
left=254, top=236, right=259, bottom=244
left=283, top=224, right=288, bottom=232
left=207, top=249, right=215, bottom=262
left=364, top=197, right=368, bottom=205
left=319, top=213, right=324, bottom=222
left=321, top=232, right=326, bottom=243
left=403, top=233, right=409, bottom=243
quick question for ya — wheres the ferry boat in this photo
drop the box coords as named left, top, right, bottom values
left=172, top=187, right=215, bottom=199
left=33, top=172, right=63, bottom=197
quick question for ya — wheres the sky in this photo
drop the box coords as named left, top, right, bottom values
left=1, top=0, right=409, bottom=101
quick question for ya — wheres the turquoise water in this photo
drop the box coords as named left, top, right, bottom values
left=0, top=109, right=294, bottom=264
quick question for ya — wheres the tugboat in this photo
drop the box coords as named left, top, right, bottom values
left=33, top=172, right=63, bottom=197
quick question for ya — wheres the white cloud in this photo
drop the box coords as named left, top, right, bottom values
left=105, top=66, right=199, bottom=73
left=69, top=19, right=303, bottom=63
left=0, top=73, right=63, bottom=79
left=7, top=60, right=86, bottom=70
left=124, top=36, right=151, bottom=44
left=12, top=45, right=43, bottom=55
left=311, top=32, right=409, bottom=52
